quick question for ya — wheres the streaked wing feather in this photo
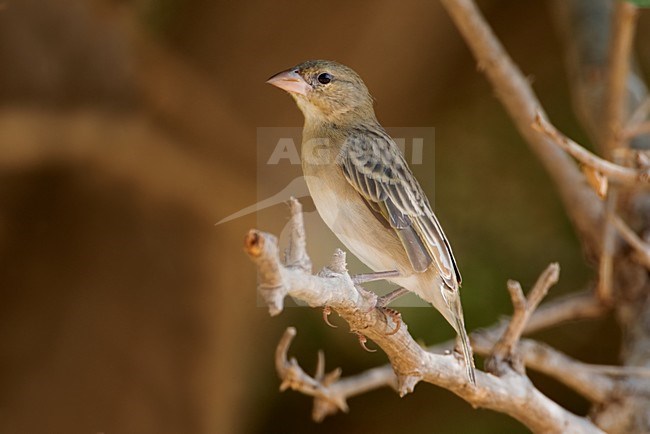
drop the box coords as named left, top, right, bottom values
left=396, top=226, right=432, bottom=273
left=340, top=127, right=461, bottom=288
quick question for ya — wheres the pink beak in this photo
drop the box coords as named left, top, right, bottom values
left=266, top=69, right=310, bottom=96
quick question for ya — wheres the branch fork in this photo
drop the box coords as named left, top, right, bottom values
left=485, top=263, right=560, bottom=376
left=275, top=327, right=348, bottom=422
left=532, top=113, right=650, bottom=188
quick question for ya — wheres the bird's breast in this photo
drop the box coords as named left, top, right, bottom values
left=301, top=138, right=411, bottom=276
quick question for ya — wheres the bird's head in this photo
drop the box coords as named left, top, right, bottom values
left=267, top=60, right=376, bottom=125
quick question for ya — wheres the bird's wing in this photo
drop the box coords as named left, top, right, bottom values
left=338, top=127, right=461, bottom=288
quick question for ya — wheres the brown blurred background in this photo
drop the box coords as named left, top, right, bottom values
left=1, top=1, right=648, bottom=433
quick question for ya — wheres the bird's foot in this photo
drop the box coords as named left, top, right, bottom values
left=354, top=332, right=376, bottom=352
left=378, top=307, right=402, bottom=335
left=322, top=306, right=337, bottom=328
left=375, top=287, right=408, bottom=335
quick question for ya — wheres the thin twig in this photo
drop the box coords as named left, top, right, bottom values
left=472, top=337, right=617, bottom=404
left=603, top=0, right=638, bottom=156
left=623, top=97, right=650, bottom=138
left=486, top=264, right=560, bottom=375
left=596, top=1, right=638, bottom=305
left=440, top=0, right=604, bottom=251
left=598, top=182, right=619, bottom=305
left=533, top=113, right=650, bottom=186
left=580, top=364, right=650, bottom=378
left=524, top=289, right=607, bottom=333
left=628, top=97, right=650, bottom=128
left=275, top=327, right=348, bottom=421
left=613, top=216, right=650, bottom=268
left=624, top=121, right=650, bottom=139
left=597, top=153, right=625, bottom=305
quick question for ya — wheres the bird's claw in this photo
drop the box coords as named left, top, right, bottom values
left=354, top=332, right=376, bottom=352
left=378, top=307, right=402, bottom=335
left=376, top=287, right=410, bottom=308
left=322, top=306, right=338, bottom=328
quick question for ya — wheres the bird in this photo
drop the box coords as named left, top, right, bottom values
left=266, top=59, right=476, bottom=385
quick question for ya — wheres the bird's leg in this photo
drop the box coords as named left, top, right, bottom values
left=352, top=274, right=406, bottom=337
left=352, top=270, right=400, bottom=284
left=376, top=287, right=410, bottom=307
left=375, top=287, right=409, bottom=336
left=322, top=306, right=337, bottom=328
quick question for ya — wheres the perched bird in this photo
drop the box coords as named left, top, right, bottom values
left=267, top=60, right=475, bottom=384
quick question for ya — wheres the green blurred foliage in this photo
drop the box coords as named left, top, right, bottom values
left=627, top=0, right=650, bottom=8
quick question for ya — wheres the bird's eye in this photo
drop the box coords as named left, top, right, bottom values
left=317, top=73, right=332, bottom=84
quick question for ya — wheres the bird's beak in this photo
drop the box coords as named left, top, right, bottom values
left=266, top=69, right=310, bottom=96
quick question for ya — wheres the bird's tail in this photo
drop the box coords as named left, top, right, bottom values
left=450, top=298, right=476, bottom=385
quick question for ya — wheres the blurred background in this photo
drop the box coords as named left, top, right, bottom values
left=1, top=1, right=648, bottom=433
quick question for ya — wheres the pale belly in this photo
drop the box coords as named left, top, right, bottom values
left=302, top=163, right=409, bottom=276
left=302, top=161, right=457, bottom=326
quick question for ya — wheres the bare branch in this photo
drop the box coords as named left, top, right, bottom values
left=625, top=97, right=650, bottom=135
left=524, top=289, right=607, bottom=333
left=473, top=337, right=616, bottom=404
left=285, top=287, right=616, bottom=416
left=250, top=0, right=650, bottom=431
left=285, top=198, right=312, bottom=272
left=581, top=164, right=609, bottom=199
left=597, top=1, right=638, bottom=308
left=249, top=200, right=605, bottom=433
left=487, top=264, right=560, bottom=375
left=576, top=364, right=650, bottom=379
left=245, top=230, right=285, bottom=315
left=467, top=289, right=607, bottom=358
left=274, top=324, right=606, bottom=433
left=552, top=1, right=650, bottom=152
left=636, top=150, right=650, bottom=169
left=603, top=0, right=638, bottom=156
left=522, top=340, right=617, bottom=402
left=625, top=121, right=650, bottom=139
left=598, top=185, right=619, bottom=305
left=532, top=114, right=650, bottom=187
left=613, top=216, right=650, bottom=268
left=275, top=327, right=348, bottom=422
left=290, top=283, right=628, bottom=414
left=440, top=0, right=604, bottom=251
